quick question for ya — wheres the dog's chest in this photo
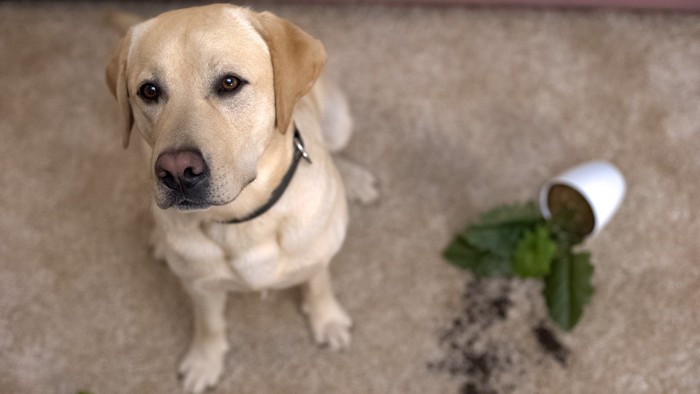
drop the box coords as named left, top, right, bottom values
left=202, top=222, right=322, bottom=290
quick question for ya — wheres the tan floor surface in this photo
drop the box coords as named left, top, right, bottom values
left=1, top=2, right=699, bottom=393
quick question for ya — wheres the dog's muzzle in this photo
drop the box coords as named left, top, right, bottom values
left=154, top=149, right=212, bottom=209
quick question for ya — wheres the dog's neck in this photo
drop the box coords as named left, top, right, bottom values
left=204, top=122, right=309, bottom=224
left=221, top=125, right=309, bottom=224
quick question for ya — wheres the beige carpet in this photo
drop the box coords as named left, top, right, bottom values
left=1, top=2, right=699, bottom=393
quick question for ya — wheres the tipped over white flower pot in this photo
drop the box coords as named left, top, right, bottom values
left=539, top=161, right=626, bottom=237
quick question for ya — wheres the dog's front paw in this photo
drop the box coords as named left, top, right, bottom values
left=179, top=340, right=228, bottom=394
left=304, top=302, right=353, bottom=350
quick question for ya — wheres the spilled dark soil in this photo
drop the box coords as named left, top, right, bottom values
left=533, top=323, right=569, bottom=366
left=429, top=279, right=569, bottom=394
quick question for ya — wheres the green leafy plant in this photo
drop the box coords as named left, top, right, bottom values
left=443, top=201, right=595, bottom=330
left=513, top=225, right=556, bottom=277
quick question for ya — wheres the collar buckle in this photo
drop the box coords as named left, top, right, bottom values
left=294, top=132, right=312, bottom=164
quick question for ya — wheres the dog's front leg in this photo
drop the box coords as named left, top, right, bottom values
left=157, top=221, right=233, bottom=394
left=179, top=281, right=229, bottom=394
left=302, top=267, right=352, bottom=350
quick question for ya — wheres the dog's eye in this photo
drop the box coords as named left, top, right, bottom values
left=219, top=76, right=241, bottom=93
left=139, top=83, right=160, bottom=102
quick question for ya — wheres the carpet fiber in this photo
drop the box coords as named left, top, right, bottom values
left=1, top=2, right=699, bottom=393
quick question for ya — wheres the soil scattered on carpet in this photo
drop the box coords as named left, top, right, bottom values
left=429, top=278, right=569, bottom=393
left=533, top=323, right=569, bottom=365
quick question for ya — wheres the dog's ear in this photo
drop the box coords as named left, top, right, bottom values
left=105, top=33, right=134, bottom=149
left=249, top=11, right=327, bottom=134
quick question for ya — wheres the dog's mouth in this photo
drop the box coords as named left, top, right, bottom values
left=173, top=193, right=240, bottom=211
left=158, top=190, right=240, bottom=212
left=156, top=193, right=224, bottom=211
left=156, top=176, right=257, bottom=212
left=175, top=199, right=213, bottom=211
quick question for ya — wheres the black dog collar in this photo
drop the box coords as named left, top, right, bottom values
left=221, top=126, right=311, bottom=224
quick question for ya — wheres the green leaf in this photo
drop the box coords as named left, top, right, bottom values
left=443, top=236, right=481, bottom=270
left=442, top=236, right=513, bottom=278
left=464, top=201, right=545, bottom=259
left=465, top=225, right=529, bottom=259
left=443, top=201, right=545, bottom=278
left=543, top=251, right=595, bottom=330
left=513, top=225, right=557, bottom=278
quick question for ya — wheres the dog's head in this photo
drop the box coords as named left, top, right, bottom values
left=105, top=5, right=326, bottom=210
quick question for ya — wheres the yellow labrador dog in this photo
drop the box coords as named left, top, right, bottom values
left=105, top=4, right=377, bottom=393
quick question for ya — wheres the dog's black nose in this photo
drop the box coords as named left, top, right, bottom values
left=154, top=150, right=208, bottom=192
